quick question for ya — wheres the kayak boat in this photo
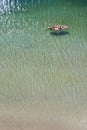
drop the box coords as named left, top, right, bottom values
left=48, top=25, right=68, bottom=31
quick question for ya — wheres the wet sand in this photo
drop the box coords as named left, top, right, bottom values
left=0, top=103, right=87, bottom=130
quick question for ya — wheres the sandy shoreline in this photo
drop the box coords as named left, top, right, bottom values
left=0, top=103, right=87, bottom=130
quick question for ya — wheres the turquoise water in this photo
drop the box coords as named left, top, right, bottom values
left=0, top=0, right=87, bottom=110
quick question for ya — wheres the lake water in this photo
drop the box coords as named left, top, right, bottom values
left=0, top=0, right=87, bottom=129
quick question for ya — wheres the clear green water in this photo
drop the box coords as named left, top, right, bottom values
left=0, top=0, right=87, bottom=110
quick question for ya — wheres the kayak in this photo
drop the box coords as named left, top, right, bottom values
left=48, top=25, right=68, bottom=31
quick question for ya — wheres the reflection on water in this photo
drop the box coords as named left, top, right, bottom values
left=0, top=0, right=41, bottom=14
left=0, top=0, right=20, bottom=14
left=1, top=0, right=87, bottom=15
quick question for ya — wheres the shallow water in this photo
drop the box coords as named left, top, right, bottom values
left=0, top=0, right=87, bottom=120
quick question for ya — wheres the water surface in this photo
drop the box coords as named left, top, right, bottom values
left=0, top=0, right=87, bottom=129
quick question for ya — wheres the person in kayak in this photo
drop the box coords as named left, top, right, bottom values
left=48, top=25, right=68, bottom=31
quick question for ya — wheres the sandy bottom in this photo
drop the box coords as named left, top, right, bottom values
left=0, top=103, right=87, bottom=130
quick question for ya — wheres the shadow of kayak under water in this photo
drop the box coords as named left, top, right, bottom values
left=50, top=31, right=69, bottom=36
